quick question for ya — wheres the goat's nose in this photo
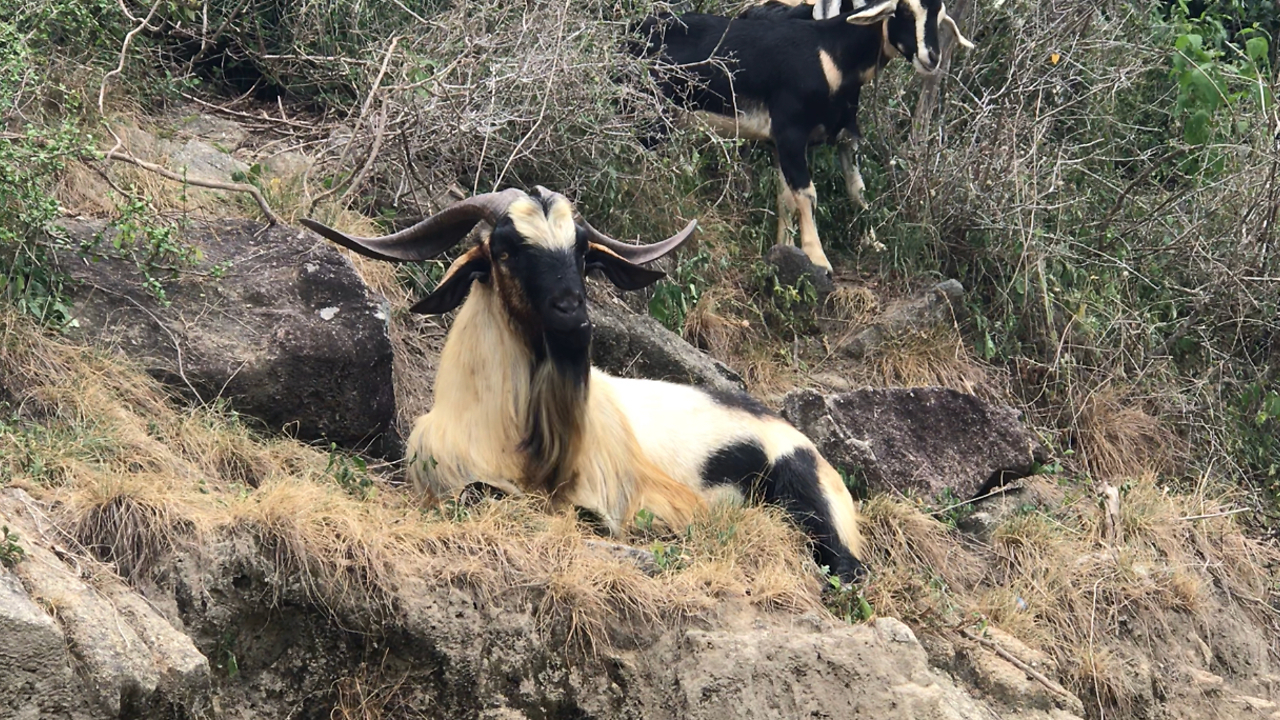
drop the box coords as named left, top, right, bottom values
left=551, top=291, right=584, bottom=316
left=923, top=49, right=939, bottom=69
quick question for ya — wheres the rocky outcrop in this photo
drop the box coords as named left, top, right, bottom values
left=782, top=387, right=1047, bottom=499
left=0, top=487, right=1084, bottom=720
left=0, top=492, right=210, bottom=719
left=589, top=289, right=746, bottom=394
left=56, top=217, right=398, bottom=456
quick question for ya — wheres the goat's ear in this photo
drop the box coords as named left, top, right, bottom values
left=585, top=243, right=666, bottom=291
left=846, top=0, right=896, bottom=24
left=409, top=245, right=491, bottom=314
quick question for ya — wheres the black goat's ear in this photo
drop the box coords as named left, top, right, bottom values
left=410, top=245, right=491, bottom=314
left=585, top=243, right=666, bottom=291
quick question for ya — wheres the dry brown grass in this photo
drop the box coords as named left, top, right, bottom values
left=330, top=656, right=431, bottom=720
left=823, top=325, right=993, bottom=397
left=1072, top=385, right=1180, bottom=482
left=859, top=474, right=1280, bottom=716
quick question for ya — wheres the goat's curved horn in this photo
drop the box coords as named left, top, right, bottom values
left=939, top=10, right=976, bottom=49
left=299, top=188, right=526, bottom=262
left=582, top=218, right=698, bottom=265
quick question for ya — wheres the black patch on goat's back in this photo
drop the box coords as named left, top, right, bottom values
left=701, top=440, right=771, bottom=488
left=704, top=389, right=774, bottom=417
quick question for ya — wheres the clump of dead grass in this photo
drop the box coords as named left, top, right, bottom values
left=1073, top=385, right=1180, bottom=482
left=853, top=472, right=1278, bottom=717
left=853, top=327, right=991, bottom=395
left=858, top=494, right=983, bottom=628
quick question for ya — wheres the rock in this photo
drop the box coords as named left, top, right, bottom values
left=169, top=112, right=249, bottom=149
left=0, top=570, right=82, bottom=719
left=1186, top=667, right=1225, bottom=694
left=167, top=138, right=251, bottom=183
left=0, top=491, right=211, bottom=719
left=782, top=387, right=1047, bottom=499
left=56, top=217, right=398, bottom=456
left=588, top=289, right=747, bottom=395
left=1238, top=695, right=1278, bottom=712
left=954, top=627, right=1085, bottom=717
left=840, top=279, right=965, bottom=359
left=674, top=617, right=1003, bottom=720
left=957, top=510, right=999, bottom=540
left=765, top=245, right=834, bottom=302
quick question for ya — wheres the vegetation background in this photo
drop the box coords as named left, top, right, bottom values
left=0, top=0, right=1278, bottom=715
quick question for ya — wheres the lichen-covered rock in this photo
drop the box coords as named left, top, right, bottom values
left=56, top=217, right=398, bottom=456
left=782, top=386, right=1047, bottom=499
left=765, top=244, right=834, bottom=302
left=0, top=571, right=82, bottom=719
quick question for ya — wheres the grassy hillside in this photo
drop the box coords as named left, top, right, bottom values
left=1, top=0, right=1279, bottom=716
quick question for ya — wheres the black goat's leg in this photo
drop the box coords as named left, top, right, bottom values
left=838, top=133, right=868, bottom=210
left=775, top=127, right=831, bottom=272
left=774, top=153, right=797, bottom=248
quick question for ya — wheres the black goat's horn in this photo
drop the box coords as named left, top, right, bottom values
left=581, top=218, right=698, bottom=265
left=299, top=188, right=527, bottom=262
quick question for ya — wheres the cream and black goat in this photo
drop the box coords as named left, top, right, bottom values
left=300, top=187, right=865, bottom=583
left=635, top=0, right=975, bottom=272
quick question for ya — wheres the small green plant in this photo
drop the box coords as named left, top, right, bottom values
left=325, top=443, right=374, bottom=500
left=229, top=162, right=266, bottom=189
left=1169, top=0, right=1272, bottom=147
left=648, top=248, right=717, bottom=331
left=214, top=629, right=239, bottom=678
left=823, top=569, right=873, bottom=624
left=78, top=195, right=205, bottom=306
left=649, top=539, right=684, bottom=572
left=932, top=487, right=977, bottom=529
left=0, top=525, right=25, bottom=567
left=634, top=507, right=656, bottom=533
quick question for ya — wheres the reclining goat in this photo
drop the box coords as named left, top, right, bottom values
left=301, top=187, right=866, bottom=582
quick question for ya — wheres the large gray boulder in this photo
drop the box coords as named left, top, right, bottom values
left=782, top=387, right=1047, bottom=499
left=55, top=217, right=397, bottom=456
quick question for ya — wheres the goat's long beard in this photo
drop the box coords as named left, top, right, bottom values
left=523, top=356, right=588, bottom=497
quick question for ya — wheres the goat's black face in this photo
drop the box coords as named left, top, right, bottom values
left=488, top=195, right=593, bottom=367
left=885, top=0, right=945, bottom=74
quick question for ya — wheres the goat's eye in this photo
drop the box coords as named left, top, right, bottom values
left=497, top=251, right=511, bottom=262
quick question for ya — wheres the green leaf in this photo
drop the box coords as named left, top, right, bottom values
left=1246, top=37, right=1269, bottom=66
left=1184, top=109, right=1211, bottom=145
left=1190, top=69, right=1221, bottom=110
left=1175, top=33, right=1203, bottom=53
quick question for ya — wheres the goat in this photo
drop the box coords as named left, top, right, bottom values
left=634, top=0, right=975, bottom=272
left=300, top=187, right=866, bottom=583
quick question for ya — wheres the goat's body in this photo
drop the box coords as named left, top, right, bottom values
left=407, top=280, right=863, bottom=579
left=407, top=282, right=705, bottom=530
left=610, top=376, right=863, bottom=575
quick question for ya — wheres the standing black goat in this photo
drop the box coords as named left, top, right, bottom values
left=634, top=0, right=974, bottom=272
